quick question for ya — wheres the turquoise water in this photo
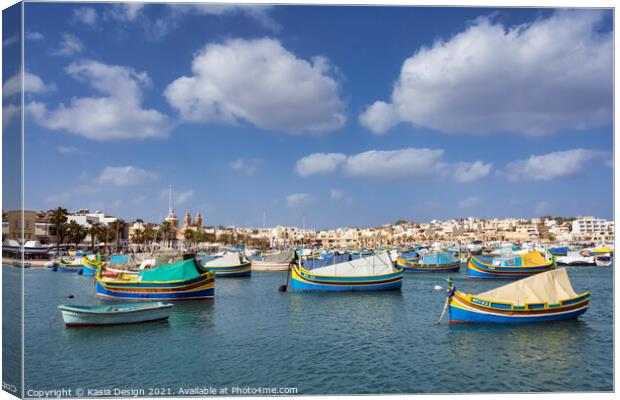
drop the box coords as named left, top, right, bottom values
left=4, top=265, right=614, bottom=394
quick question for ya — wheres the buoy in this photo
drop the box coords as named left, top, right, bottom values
left=434, top=285, right=442, bottom=292
left=278, top=284, right=287, bottom=292
left=66, top=294, right=74, bottom=299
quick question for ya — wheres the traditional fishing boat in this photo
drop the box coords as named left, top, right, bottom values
left=397, top=251, right=459, bottom=272
left=447, top=268, right=589, bottom=324
left=95, top=257, right=215, bottom=300
left=588, top=246, right=614, bottom=256
left=58, top=302, right=174, bottom=327
left=251, top=252, right=292, bottom=271
left=59, top=256, right=84, bottom=273
left=548, top=246, right=569, bottom=257
left=82, top=254, right=105, bottom=276
left=202, top=252, right=251, bottom=277
left=289, top=253, right=403, bottom=292
left=468, top=250, right=554, bottom=279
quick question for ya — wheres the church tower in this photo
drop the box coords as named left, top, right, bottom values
left=183, top=212, right=192, bottom=229
left=195, top=212, right=203, bottom=227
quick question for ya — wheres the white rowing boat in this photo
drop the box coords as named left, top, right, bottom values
left=58, top=302, right=174, bottom=327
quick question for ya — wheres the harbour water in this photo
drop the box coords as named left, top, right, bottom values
left=5, top=264, right=613, bottom=394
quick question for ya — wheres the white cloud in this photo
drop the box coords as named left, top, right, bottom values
left=98, top=166, right=158, bottom=186
left=501, top=149, right=606, bottom=181
left=343, top=149, right=445, bottom=180
left=452, top=161, right=493, bottom=183
left=330, top=189, right=345, bottom=201
left=165, top=38, right=346, bottom=134
left=27, top=60, right=171, bottom=140
left=107, top=4, right=145, bottom=21
left=286, top=193, right=317, bottom=209
left=53, top=33, right=84, bottom=56
left=296, top=148, right=491, bottom=183
left=230, top=158, right=263, bottom=175
left=173, top=4, right=279, bottom=31
left=3, top=104, right=19, bottom=129
left=458, top=196, right=482, bottom=209
left=3, top=36, right=17, bottom=47
left=295, top=153, right=346, bottom=177
left=142, top=5, right=278, bottom=39
left=56, top=145, right=80, bottom=155
left=26, top=31, right=44, bottom=41
left=360, top=11, right=612, bottom=136
left=358, top=101, right=400, bottom=134
left=73, top=7, right=98, bottom=26
left=3, top=71, right=55, bottom=98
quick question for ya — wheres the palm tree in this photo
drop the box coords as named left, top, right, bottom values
left=97, top=225, right=113, bottom=255
left=184, top=229, right=194, bottom=250
left=143, top=225, right=155, bottom=250
left=67, top=221, right=88, bottom=250
left=130, top=230, right=144, bottom=249
left=160, top=221, right=172, bottom=248
left=110, top=219, right=128, bottom=252
left=48, top=207, right=68, bottom=256
left=87, top=223, right=101, bottom=252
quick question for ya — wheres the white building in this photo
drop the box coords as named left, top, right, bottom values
left=67, top=209, right=118, bottom=228
left=572, top=216, right=613, bottom=234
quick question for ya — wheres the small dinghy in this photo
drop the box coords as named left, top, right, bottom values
left=58, top=302, right=174, bottom=327
left=595, top=254, right=612, bottom=267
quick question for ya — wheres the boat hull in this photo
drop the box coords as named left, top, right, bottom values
left=290, top=265, right=403, bottom=292
left=81, top=259, right=103, bottom=276
left=59, top=303, right=173, bottom=327
left=251, top=261, right=289, bottom=271
left=397, top=258, right=460, bottom=272
left=59, top=264, right=82, bottom=273
left=448, top=291, right=589, bottom=324
left=467, top=256, right=554, bottom=279
left=205, top=261, right=252, bottom=277
left=95, top=274, right=215, bottom=300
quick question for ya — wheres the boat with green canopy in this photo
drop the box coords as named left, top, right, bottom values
left=95, top=257, right=215, bottom=300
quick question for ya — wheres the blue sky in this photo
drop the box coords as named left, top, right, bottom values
left=4, top=3, right=613, bottom=229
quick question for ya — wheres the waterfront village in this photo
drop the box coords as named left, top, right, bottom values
left=2, top=204, right=614, bottom=259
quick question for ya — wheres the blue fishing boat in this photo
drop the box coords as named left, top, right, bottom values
left=548, top=246, right=569, bottom=257
left=397, top=251, right=459, bottom=272
left=290, top=253, right=403, bottom=292
left=58, top=302, right=174, bottom=327
left=468, top=251, right=554, bottom=279
left=448, top=268, right=589, bottom=324
left=95, top=258, right=215, bottom=300
left=82, top=254, right=104, bottom=276
left=202, top=252, right=251, bottom=277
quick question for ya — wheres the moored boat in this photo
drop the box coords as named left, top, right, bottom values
left=595, top=254, right=612, bottom=267
left=556, top=251, right=595, bottom=266
left=82, top=254, right=105, bottom=276
left=251, top=252, right=292, bottom=271
left=548, top=246, right=569, bottom=257
left=448, top=268, right=589, bottom=324
left=58, top=302, right=174, bottom=327
left=397, top=251, right=459, bottom=272
left=290, top=253, right=403, bottom=292
left=95, top=257, right=215, bottom=300
left=468, top=250, right=554, bottom=279
left=202, top=252, right=251, bottom=277
left=59, top=257, right=84, bottom=272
